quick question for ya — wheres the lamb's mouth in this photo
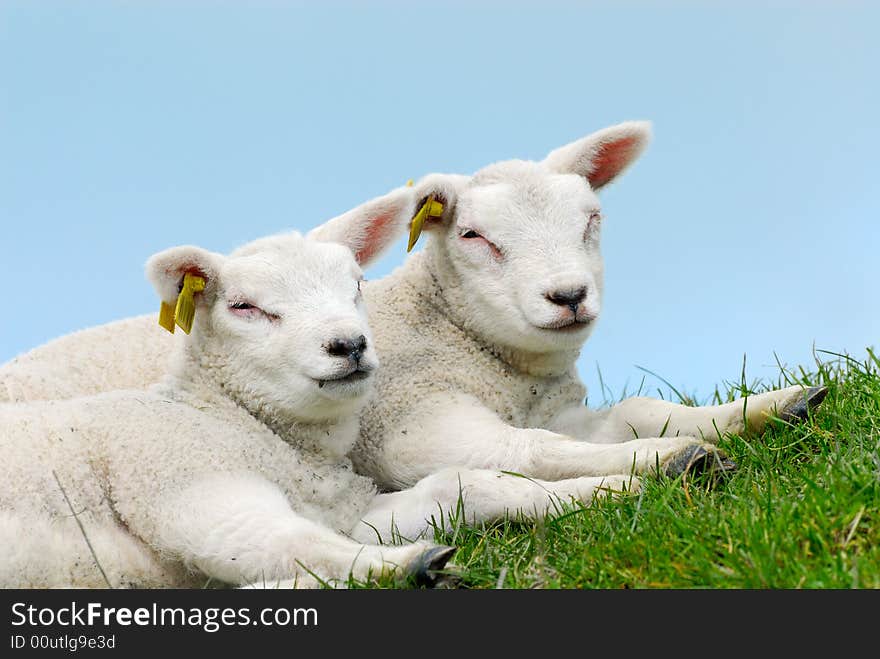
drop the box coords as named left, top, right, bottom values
left=535, top=319, right=592, bottom=332
left=316, top=369, right=373, bottom=389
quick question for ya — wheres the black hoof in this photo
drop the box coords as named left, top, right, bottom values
left=665, top=445, right=737, bottom=478
left=408, top=546, right=457, bottom=588
left=778, top=386, right=828, bottom=424
left=432, top=571, right=466, bottom=589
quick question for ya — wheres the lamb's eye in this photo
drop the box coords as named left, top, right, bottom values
left=584, top=211, right=602, bottom=240
left=229, top=301, right=279, bottom=322
left=229, top=301, right=263, bottom=319
left=357, top=279, right=363, bottom=292
left=460, top=228, right=503, bottom=259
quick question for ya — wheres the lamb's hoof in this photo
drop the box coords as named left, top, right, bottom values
left=408, top=545, right=457, bottom=588
left=778, top=386, right=828, bottom=424
left=432, top=567, right=466, bottom=589
left=665, top=445, right=737, bottom=479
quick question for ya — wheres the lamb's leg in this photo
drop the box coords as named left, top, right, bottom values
left=152, top=474, right=453, bottom=588
left=351, top=468, right=639, bottom=545
left=370, top=394, right=728, bottom=490
left=549, top=385, right=828, bottom=445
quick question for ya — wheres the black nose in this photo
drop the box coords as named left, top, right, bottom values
left=326, top=335, right=367, bottom=361
left=545, top=287, right=587, bottom=313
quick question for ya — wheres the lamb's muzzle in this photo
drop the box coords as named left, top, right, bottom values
left=325, top=334, right=368, bottom=362
left=544, top=287, right=587, bottom=312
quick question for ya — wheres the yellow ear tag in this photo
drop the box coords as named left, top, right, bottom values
left=158, top=301, right=177, bottom=334
left=174, top=273, right=206, bottom=334
left=158, top=273, right=206, bottom=335
left=406, top=195, right=444, bottom=253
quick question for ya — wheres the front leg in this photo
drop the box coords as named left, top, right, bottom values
left=149, top=473, right=452, bottom=588
left=549, top=385, right=828, bottom=445
left=352, top=468, right=639, bottom=545
left=371, top=393, right=726, bottom=490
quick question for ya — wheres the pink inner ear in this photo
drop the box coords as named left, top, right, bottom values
left=165, top=264, right=208, bottom=294
left=179, top=265, right=209, bottom=286
left=588, top=136, right=640, bottom=189
left=355, top=211, right=394, bottom=265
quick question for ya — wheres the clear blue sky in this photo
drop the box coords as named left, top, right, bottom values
left=2, top=1, right=878, bottom=404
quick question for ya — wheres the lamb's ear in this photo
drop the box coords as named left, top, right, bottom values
left=307, top=185, right=417, bottom=267
left=145, top=245, right=224, bottom=305
left=542, top=121, right=652, bottom=190
left=405, top=173, right=471, bottom=248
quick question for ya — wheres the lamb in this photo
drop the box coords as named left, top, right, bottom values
left=0, top=188, right=457, bottom=588
left=351, top=121, right=827, bottom=490
left=0, top=121, right=826, bottom=502
left=1, top=187, right=638, bottom=588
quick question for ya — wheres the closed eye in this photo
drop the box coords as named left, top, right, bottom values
left=459, top=227, right=503, bottom=259
left=584, top=210, right=602, bottom=241
left=228, top=300, right=278, bottom=322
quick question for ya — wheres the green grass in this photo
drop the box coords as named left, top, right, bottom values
left=367, top=347, right=880, bottom=589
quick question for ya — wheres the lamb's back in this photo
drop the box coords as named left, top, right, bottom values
left=0, top=314, right=170, bottom=403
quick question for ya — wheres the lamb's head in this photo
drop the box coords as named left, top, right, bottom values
left=410, top=121, right=651, bottom=364
left=146, top=186, right=415, bottom=423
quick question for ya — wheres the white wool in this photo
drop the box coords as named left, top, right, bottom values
left=351, top=251, right=589, bottom=489
left=0, top=314, right=172, bottom=403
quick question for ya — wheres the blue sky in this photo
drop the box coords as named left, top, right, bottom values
left=1, top=1, right=878, bottom=404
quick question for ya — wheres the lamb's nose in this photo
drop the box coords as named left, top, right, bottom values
left=326, top=335, right=367, bottom=361
left=544, top=287, right=587, bottom=313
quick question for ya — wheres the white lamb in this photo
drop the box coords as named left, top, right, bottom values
left=1, top=188, right=636, bottom=588
left=352, top=121, right=826, bottom=490
left=0, top=188, right=451, bottom=588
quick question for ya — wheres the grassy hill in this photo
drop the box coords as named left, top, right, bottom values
left=376, top=348, right=880, bottom=589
